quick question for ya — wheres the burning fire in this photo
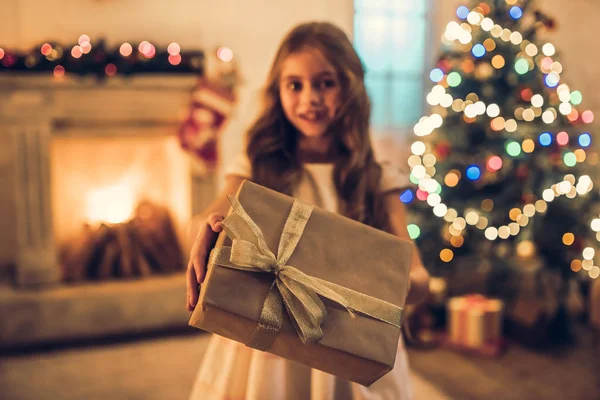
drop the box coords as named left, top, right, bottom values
left=85, top=177, right=135, bottom=224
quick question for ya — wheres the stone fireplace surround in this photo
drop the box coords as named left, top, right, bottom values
left=0, top=75, right=216, bottom=349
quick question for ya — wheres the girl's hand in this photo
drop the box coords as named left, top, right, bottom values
left=186, top=213, right=225, bottom=312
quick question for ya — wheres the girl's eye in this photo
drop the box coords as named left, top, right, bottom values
left=321, top=79, right=337, bottom=89
left=288, top=81, right=302, bottom=91
left=314, top=79, right=337, bottom=90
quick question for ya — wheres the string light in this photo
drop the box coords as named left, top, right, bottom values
left=539, top=132, right=552, bottom=146
left=457, top=6, right=470, bottom=20
left=217, top=47, right=234, bottom=62
left=167, top=42, right=181, bottom=56
left=407, top=224, right=421, bottom=239
left=400, top=189, right=414, bottom=204
left=466, top=165, right=481, bottom=180
left=414, top=7, right=598, bottom=279
left=104, top=63, right=117, bottom=76
left=1, top=35, right=212, bottom=77
left=53, top=65, right=65, bottom=78
left=430, top=68, right=444, bottom=82
left=509, top=6, right=523, bottom=20
left=556, top=131, right=569, bottom=146
left=582, top=110, right=594, bottom=124
left=119, top=43, right=133, bottom=57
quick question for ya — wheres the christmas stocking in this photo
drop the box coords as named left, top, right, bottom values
left=179, top=79, right=236, bottom=173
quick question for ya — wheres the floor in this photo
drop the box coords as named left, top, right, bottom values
left=407, top=326, right=600, bottom=400
left=0, top=331, right=451, bottom=400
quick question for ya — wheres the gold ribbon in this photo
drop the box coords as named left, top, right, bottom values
left=208, top=194, right=404, bottom=351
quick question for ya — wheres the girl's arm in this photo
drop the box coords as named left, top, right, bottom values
left=384, top=191, right=430, bottom=306
left=186, top=175, right=246, bottom=311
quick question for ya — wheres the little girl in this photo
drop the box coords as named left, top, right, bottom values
left=186, top=21, right=430, bottom=400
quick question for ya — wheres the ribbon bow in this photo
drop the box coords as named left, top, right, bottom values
left=208, top=195, right=403, bottom=351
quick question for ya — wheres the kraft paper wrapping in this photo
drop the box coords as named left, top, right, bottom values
left=189, top=180, right=413, bottom=386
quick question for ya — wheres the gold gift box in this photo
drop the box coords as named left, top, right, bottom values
left=189, top=180, right=412, bottom=386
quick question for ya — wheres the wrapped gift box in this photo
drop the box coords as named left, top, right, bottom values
left=446, top=294, right=504, bottom=355
left=189, top=180, right=413, bottom=386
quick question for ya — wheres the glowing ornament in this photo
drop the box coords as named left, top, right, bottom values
left=522, top=139, right=535, bottom=153
left=545, top=73, right=560, bottom=88
left=521, top=88, right=533, bottom=102
left=167, top=42, right=181, bottom=56
left=582, top=111, right=594, bottom=124
left=456, top=6, right=470, bottom=19
left=539, top=132, right=552, bottom=146
left=407, top=224, right=421, bottom=239
left=41, top=43, right=53, bottom=56
left=570, top=91, right=583, bottom=105
left=509, top=6, right=523, bottom=19
left=416, top=189, right=428, bottom=201
left=472, top=44, right=486, bottom=58
left=487, top=104, right=500, bottom=118
left=440, top=249, right=454, bottom=262
left=542, top=43, right=556, bottom=56
left=445, top=170, right=461, bottom=187
left=71, top=46, right=83, bottom=59
left=217, top=47, right=234, bottom=62
left=556, top=131, right=569, bottom=146
left=120, top=43, right=133, bottom=57
left=78, top=34, right=90, bottom=45
left=430, top=68, right=444, bottom=82
left=411, top=141, right=426, bottom=155
left=483, top=38, right=496, bottom=51
left=466, top=165, right=481, bottom=180
left=506, top=141, right=521, bottom=156
left=169, top=54, right=182, bottom=65
left=578, top=132, right=591, bottom=147
left=53, top=65, right=65, bottom=78
left=531, top=94, right=544, bottom=108
left=400, top=189, right=414, bottom=204
left=568, top=109, right=579, bottom=122
left=492, top=55, right=505, bottom=69
left=486, top=156, right=502, bottom=172
left=574, top=149, right=586, bottom=163
left=447, top=72, right=462, bottom=87
left=105, top=63, right=117, bottom=76
left=515, top=58, right=529, bottom=74
left=564, top=152, right=576, bottom=167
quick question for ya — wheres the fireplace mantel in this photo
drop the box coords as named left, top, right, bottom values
left=0, top=74, right=198, bottom=128
left=0, top=74, right=200, bottom=287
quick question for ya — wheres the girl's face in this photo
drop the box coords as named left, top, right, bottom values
left=278, top=48, right=342, bottom=138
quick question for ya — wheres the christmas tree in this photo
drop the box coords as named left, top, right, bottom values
left=404, top=0, right=598, bottom=305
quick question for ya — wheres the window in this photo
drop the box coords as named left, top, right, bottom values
left=353, top=0, right=432, bottom=133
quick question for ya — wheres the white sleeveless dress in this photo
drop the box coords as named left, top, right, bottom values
left=189, top=154, right=413, bottom=400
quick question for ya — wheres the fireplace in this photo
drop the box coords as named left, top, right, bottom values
left=0, top=75, right=217, bottom=349
left=51, top=134, right=189, bottom=281
left=2, top=75, right=208, bottom=286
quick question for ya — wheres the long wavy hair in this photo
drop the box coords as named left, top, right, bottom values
left=246, top=22, right=390, bottom=232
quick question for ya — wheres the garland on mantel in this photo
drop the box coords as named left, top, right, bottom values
left=0, top=36, right=206, bottom=79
